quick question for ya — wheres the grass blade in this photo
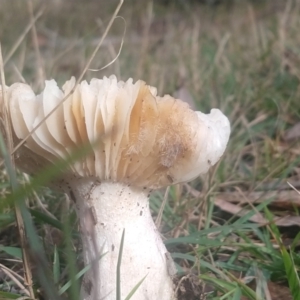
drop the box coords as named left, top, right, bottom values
left=0, top=246, right=22, bottom=259
left=124, top=275, right=147, bottom=300
left=58, top=264, right=90, bottom=295
left=116, top=229, right=125, bottom=300
left=281, top=246, right=300, bottom=299
left=53, top=245, right=60, bottom=285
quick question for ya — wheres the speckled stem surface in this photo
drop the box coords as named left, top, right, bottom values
left=69, top=179, right=176, bottom=300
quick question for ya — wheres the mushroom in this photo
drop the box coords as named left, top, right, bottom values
left=1, top=76, right=230, bottom=300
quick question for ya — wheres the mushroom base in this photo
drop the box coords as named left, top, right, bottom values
left=69, top=179, right=176, bottom=300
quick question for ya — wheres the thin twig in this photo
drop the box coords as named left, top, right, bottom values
left=0, top=263, right=27, bottom=283
left=0, top=265, right=30, bottom=297
left=3, top=8, right=44, bottom=66
left=287, top=181, right=300, bottom=195
left=91, top=16, right=127, bottom=74
left=0, top=45, right=35, bottom=299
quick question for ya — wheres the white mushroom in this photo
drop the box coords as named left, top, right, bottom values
left=1, top=76, right=230, bottom=300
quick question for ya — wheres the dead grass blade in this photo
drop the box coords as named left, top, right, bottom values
left=215, top=190, right=300, bottom=208
left=90, top=16, right=126, bottom=72
left=0, top=264, right=30, bottom=297
left=287, top=181, right=300, bottom=196
left=27, top=0, right=46, bottom=89
left=136, top=1, right=153, bottom=79
left=0, top=45, right=35, bottom=299
left=155, top=186, right=170, bottom=229
left=3, top=8, right=44, bottom=66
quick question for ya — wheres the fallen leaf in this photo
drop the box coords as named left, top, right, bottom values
left=214, top=198, right=300, bottom=226
left=284, top=122, right=300, bottom=141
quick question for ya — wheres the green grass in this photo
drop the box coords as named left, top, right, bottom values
left=1, top=0, right=300, bottom=299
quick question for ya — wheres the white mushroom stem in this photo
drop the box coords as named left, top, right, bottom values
left=69, top=178, right=175, bottom=300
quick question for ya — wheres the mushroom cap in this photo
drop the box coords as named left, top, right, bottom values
left=1, top=76, right=230, bottom=189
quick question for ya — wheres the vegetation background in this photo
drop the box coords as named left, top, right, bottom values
left=0, top=0, right=300, bottom=299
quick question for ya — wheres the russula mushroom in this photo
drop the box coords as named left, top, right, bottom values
left=1, top=76, right=230, bottom=300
